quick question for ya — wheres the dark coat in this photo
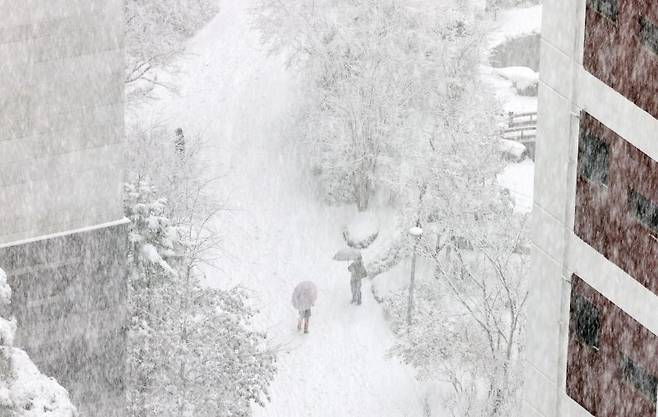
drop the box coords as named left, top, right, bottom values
left=348, top=259, right=368, bottom=282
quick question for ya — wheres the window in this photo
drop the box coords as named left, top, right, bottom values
left=578, top=133, right=610, bottom=186
left=629, top=190, right=658, bottom=235
left=639, top=17, right=658, bottom=56
left=620, top=355, right=658, bottom=404
left=588, top=0, right=619, bottom=21
left=572, top=294, right=601, bottom=350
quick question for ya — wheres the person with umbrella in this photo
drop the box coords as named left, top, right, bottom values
left=333, top=248, right=368, bottom=305
left=348, top=254, right=368, bottom=305
left=292, top=281, right=317, bottom=334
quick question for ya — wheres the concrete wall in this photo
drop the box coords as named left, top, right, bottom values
left=0, top=1, right=127, bottom=416
left=525, top=1, right=658, bottom=417
left=1, top=224, right=128, bottom=417
left=0, top=0, right=125, bottom=245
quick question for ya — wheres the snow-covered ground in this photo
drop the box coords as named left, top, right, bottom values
left=484, top=5, right=541, bottom=114
left=140, top=1, right=426, bottom=416
left=482, top=64, right=538, bottom=114
left=487, top=5, right=542, bottom=50
left=494, top=66, right=538, bottom=92
left=498, top=159, right=535, bottom=213
left=485, top=5, right=541, bottom=214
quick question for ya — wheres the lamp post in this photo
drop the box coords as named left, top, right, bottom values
left=407, top=225, right=423, bottom=332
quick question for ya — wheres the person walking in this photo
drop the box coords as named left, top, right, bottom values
left=292, top=281, right=317, bottom=334
left=348, top=255, right=368, bottom=305
left=297, top=308, right=311, bottom=334
left=174, top=127, right=186, bottom=156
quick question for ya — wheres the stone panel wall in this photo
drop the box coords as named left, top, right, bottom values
left=0, top=223, right=128, bottom=417
left=0, top=0, right=124, bottom=245
left=0, top=1, right=127, bottom=415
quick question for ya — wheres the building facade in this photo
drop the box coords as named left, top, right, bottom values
left=524, top=1, right=658, bottom=417
left=0, top=1, right=127, bottom=416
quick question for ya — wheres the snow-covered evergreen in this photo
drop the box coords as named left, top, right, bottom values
left=123, top=123, right=277, bottom=417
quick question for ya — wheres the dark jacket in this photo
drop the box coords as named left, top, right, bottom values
left=348, top=259, right=368, bottom=281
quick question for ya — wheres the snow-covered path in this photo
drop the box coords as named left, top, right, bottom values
left=142, top=1, right=424, bottom=416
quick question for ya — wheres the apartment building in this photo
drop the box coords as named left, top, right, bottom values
left=0, top=2, right=127, bottom=416
left=524, top=1, right=658, bottom=417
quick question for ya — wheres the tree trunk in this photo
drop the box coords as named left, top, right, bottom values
left=407, top=239, right=419, bottom=331
left=178, top=263, right=193, bottom=417
left=355, top=174, right=370, bottom=212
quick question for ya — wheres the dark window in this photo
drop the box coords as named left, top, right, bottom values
left=639, top=17, right=658, bottom=56
left=629, top=190, right=658, bottom=235
left=578, top=133, right=610, bottom=186
left=588, top=0, right=618, bottom=21
left=572, top=294, right=601, bottom=350
left=620, top=355, right=658, bottom=404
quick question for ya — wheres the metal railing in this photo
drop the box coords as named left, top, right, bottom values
left=503, top=111, right=537, bottom=142
left=502, top=111, right=538, bottom=159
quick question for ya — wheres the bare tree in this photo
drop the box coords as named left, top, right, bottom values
left=386, top=204, right=529, bottom=417
left=124, top=0, right=219, bottom=104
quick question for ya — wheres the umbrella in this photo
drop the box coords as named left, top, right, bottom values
left=332, top=247, right=361, bottom=261
left=292, top=281, right=317, bottom=311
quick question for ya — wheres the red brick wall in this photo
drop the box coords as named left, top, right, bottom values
left=574, top=112, right=658, bottom=295
left=567, top=275, right=658, bottom=417
left=584, top=0, right=658, bottom=119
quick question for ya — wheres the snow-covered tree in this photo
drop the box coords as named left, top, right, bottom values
left=124, top=124, right=213, bottom=223
left=374, top=87, right=529, bottom=416
left=253, top=0, right=487, bottom=211
left=0, top=268, right=78, bottom=417
left=125, top=181, right=276, bottom=417
left=376, top=69, right=529, bottom=417
left=125, top=0, right=219, bottom=103
left=124, top=127, right=276, bottom=417
left=384, top=199, right=529, bottom=417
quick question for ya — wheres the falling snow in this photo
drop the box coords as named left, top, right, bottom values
left=2, top=1, right=656, bottom=417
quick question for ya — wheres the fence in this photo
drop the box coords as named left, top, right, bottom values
left=502, top=111, right=538, bottom=159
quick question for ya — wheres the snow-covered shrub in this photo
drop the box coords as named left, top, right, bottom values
left=499, top=139, right=528, bottom=162
left=366, top=228, right=413, bottom=280
left=126, top=264, right=276, bottom=417
left=125, top=0, right=220, bottom=103
left=494, top=67, right=539, bottom=96
left=343, top=212, right=380, bottom=249
left=0, top=268, right=78, bottom=417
